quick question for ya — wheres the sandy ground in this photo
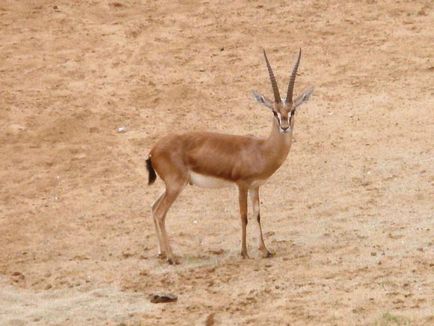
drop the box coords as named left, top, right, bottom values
left=1, top=0, right=433, bottom=325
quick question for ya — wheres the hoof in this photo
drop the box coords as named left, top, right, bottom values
left=241, top=252, right=250, bottom=259
left=167, top=257, right=180, bottom=265
left=262, top=250, right=274, bottom=258
left=157, top=252, right=167, bottom=259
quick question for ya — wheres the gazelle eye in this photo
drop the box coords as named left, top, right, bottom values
left=273, top=111, right=278, bottom=117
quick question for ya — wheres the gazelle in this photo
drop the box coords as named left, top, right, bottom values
left=146, top=49, right=314, bottom=264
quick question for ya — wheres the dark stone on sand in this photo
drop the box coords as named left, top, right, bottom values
left=149, top=293, right=178, bottom=303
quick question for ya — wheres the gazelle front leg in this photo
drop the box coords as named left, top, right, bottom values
left=238, top=186, right=249, bottom=259
left=249, top=187, right=273, bottom=258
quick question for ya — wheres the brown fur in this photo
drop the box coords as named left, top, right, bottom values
left=150, top=119, right=292, bottom=185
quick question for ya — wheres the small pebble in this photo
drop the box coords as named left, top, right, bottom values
left=149, top=293, right=177, bottom=303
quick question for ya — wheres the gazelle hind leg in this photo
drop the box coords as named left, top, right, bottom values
left=249, top=187, right=272, bottom=258
left=151, top=191, right=166, bottom=258
left=153, top=180, right=185, bottom=264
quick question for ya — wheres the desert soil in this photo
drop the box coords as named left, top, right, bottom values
left=0, top=0, right=433, bottom=325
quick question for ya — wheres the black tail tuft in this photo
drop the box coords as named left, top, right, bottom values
left=146, top=158, right=157, bottom=185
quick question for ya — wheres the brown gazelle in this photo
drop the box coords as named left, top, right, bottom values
left=146, top=49, right=314, bottom=264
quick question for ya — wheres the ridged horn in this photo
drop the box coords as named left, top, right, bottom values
left=263, top=50, right=281, bottom=103
left=285, top=48, right=302, bottom=104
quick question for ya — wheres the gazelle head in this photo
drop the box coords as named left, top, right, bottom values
left=253, top=49, right=314, bottom=134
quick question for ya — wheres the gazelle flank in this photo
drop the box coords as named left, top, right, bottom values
left=146, top=49, right=314, bottom=264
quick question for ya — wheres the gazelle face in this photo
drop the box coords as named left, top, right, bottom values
left=252, top=48, right=314, bottom=135
left=273, top=103, right=295, bottom=134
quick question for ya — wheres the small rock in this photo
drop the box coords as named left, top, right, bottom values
left=417, top=8, right=427, bottom=16
left=371, top=252, right=377, bottom=256
left=209, top=249, right=224, bottom=255
left=122, top=251, right=133, bottom=258
left=117, top=126, right=127, bottom=133
left=11, top=272, right=25, bottom=282
left=7, top=124, right=26, bottom=135
left=205, top=313, right=215, bottom=326
left=149, top=293, right=177, bottom=303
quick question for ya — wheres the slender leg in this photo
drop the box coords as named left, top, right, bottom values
left=249, top=187, right=272, bottom=258
left=153, top=181, right=184, bottom=264
left=238, top=186, right=249, bottom=259
left=151, top=191, right=166, bottom=258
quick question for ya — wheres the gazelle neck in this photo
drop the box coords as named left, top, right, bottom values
left=268, top=116, right=293, bottom=147
left=262, top=117, right=294, bottom=167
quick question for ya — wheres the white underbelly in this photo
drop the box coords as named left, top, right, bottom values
left=189, top=171, right=233, bottom=189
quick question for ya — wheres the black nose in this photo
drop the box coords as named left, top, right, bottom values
left=281, top=126, right=289, bottom=131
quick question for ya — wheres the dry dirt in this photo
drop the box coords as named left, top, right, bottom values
left=1, top=0, right=433, bottom=325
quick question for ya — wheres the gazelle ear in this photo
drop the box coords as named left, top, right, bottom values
left=252, top=90, right=274, bottom=110
left=293, top=86, right=314, bottom=109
